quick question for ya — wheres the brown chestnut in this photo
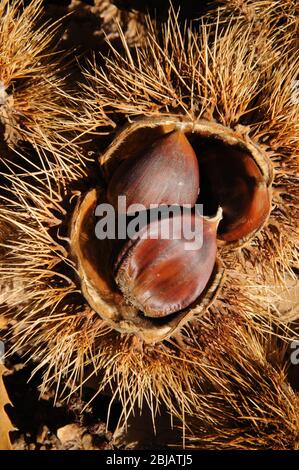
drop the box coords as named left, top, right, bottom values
left=107, top=131, right=200, bottom=214
left=196, top=141, right=271, bottom=243
left=114, top=210, right=221, bottom=318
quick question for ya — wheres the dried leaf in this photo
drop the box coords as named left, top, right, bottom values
left=0, top=364, right=14, bottom=450
left=0, top=315, right=8, bottom=330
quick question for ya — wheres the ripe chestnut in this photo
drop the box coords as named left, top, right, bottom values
left=107, top=131, right=200, bottom=214
left=114, top=210, right=221, bottom=318
left=196, top=141, right=271, bottom=243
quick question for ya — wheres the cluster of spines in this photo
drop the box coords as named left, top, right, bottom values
left=184, top=326, right=299, bottom=450
left=0, top=0, right=86, bottom=159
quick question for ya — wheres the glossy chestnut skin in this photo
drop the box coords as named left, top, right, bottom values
left=107, top=131, right=200, bottom=214
left=196, top=141, right=271, bottom=242
left=114, top=211, right=220, bottom=318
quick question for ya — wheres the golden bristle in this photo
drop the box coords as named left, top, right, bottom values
left=0, top=0, right=85, bottom=156
left=208, top=0, right=298, bottom=44
left=184, top=326, right=299, bottom=449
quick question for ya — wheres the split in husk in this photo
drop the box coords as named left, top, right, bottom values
left=70, top=187, right=224, bottom=342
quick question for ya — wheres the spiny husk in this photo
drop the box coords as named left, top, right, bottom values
left=183, top=325, right=299, bottom=450
left=80, top=7, right=298, bottom=289
left=0, top=0, right=83, bottom=156
left=208, top=0, right=298, bottom=55
left=0, top=148, right=291, bottom=427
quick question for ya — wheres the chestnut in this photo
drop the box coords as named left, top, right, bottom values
left=107, top=131, right=200, bottom=214
left=114, top=210, right=221, bottom=318
left=196, top=141, right=271, bottom=243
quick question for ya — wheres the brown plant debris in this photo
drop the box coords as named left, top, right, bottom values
left=0, top=364, right=14, bottom=450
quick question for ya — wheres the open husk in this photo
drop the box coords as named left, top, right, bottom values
left=81, top=5, right=298, bottom=288
left=70, top=187, right=224, bottom=343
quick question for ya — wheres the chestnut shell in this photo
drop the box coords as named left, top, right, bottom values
left=70, top=189, right=224, bottom=343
